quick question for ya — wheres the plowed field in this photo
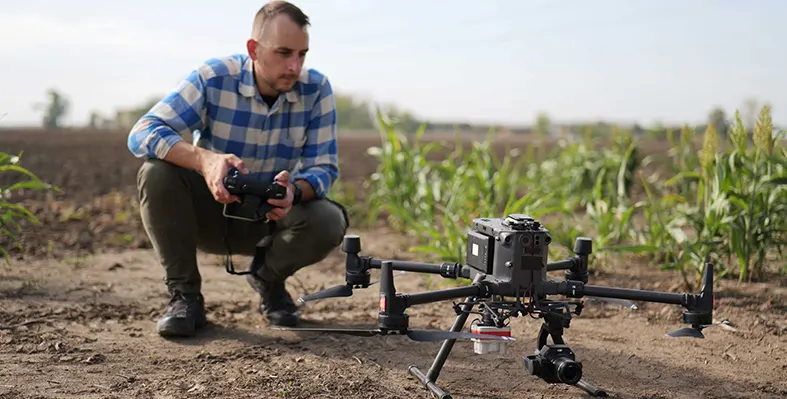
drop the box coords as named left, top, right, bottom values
left=1, top=129, right=785, bottom=399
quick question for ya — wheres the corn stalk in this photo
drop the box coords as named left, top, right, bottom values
left=362, top=105, right=787, bottom=285
left=0, top=151, right=56, bottom=263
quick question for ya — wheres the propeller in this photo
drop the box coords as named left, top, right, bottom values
left=546, top=273, right=637, bottom=310
left=272, top=326, right=517, bottom=343
left=666, top=319, right=730, bottom=339
left=296, top=271, right=407, bottom=304
left=585, top=296, right=638, bottom=310
left=666, top=263, right=719, bottom=339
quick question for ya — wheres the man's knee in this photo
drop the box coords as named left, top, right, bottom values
left=289, top=199, right=348, bottom=251
left=137, top=158, right=182, bottom=196
left=251, top=198, right=349, bottom=282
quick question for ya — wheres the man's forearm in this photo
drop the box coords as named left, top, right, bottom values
left=162, top=141, right=210, bottom=174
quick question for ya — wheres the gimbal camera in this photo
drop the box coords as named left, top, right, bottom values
left=278, top=214, right=716, bottom=398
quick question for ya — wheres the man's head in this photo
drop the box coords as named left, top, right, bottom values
left=246, top=1, right=310, bottom=96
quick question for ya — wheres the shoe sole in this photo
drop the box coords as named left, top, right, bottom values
left=245, top=276, right=300, bottom=327
left=156, top=315, right=207, bottom=337
left=264, top=312, right=300, bottom=327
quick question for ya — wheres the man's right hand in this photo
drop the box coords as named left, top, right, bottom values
left=200, top=152, right=249, bottom=204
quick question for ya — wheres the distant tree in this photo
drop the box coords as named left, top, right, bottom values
left=378, top=103, right=421, bottom=133
left=113, top=96, right=163, bottom=131
left=647, top=121, right=667, bottom=140
left=742, top=98, right=758, bottom=131
left=88, top=111, right=101, bottom=129
left=334, top=94, right=375, bottom=130
left=33, top=89, right=70, bottom=130
left=707, top=106, right=728, bottom=138
left=334, top=93, right=422, bottom=133
left=534, top=112, right=551, bottom=137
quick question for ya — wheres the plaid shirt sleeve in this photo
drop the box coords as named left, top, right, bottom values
left=293, top=75, right=339, bottom=199
left=127, top=69, right=206, bottom=159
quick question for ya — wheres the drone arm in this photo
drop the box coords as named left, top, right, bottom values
left=541, top=280, right=686, bottom=305
left=402, top=283, right=487, bottom=307
left=368, top=259, right=472, bottom=279
left=542, top=263, right=715, bottom=313
left=546, top=257, right=581, bottom=271
left=583, top=285, right=685, bottom=305
left=343, top=235, right=472, bottom=282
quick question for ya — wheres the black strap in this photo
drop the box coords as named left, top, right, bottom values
left=224, top=217, right=275, bottom=276
left=223, top=196, right=348, bottom=276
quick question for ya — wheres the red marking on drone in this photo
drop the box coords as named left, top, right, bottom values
left=471, top=325, right=512, bottom=341
left=379, top=296, right=386, bottom=312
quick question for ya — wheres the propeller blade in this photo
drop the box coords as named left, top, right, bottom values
left=273, top=326, right=517, bottom=342
left=405, top=329, right=517, bottom=342
left=369, top=271, right=407, bottom=286
left=666, top=319, right=730, bottom=339
left=666, top=326, right=706, bottom=339
left=296, top=272, right=407, bottom=304
left=296, top=284, right=353, bottom=303
left=272, top=326, right=383, bottom=337
left=586, top=296, right=638, bottom=310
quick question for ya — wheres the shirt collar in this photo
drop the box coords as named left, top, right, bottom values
left=239, top=55, right=300, bottom=103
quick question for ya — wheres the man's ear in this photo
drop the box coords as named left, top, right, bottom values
left=246, top=39, right=258, bottom=60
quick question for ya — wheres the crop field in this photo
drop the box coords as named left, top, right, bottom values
left=1, top=109, right=786, bottom=399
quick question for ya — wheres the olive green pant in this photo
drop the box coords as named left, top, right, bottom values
left=136, top=158, right=348, bottom=294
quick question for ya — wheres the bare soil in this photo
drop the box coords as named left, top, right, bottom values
left=1, top=129, right=785, bottom=399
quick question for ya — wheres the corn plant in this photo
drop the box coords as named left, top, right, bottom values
left=362, top=105, right=787, bottom=286
left=665, top=125, right=701, bottom=199
left=630, top=171, right=688, bottom=266
left=365, top=111, right=445, bottom=233
left=0, top=151, right=56, bottom=263
left=659, top=108, right=787, bottom=284
left=723, top=106, right=787, bottom=282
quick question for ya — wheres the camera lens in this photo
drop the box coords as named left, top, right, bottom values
left=553, top=357, right=582, bottom=385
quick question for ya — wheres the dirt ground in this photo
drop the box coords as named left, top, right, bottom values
left=1, top=130, right=786, bottom=399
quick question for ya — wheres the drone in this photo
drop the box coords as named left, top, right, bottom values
left=217, top=175, right=716, bottom=398
left=264, top=214, right=718, bottom=398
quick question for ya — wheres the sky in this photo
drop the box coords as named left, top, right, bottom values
left=1, top=0, right=785, bottom=129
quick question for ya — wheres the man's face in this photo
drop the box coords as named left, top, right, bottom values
left=247, top=14, right=309, bottom=96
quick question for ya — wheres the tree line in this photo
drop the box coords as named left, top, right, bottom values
left=30, top=88, right=775, bottom=139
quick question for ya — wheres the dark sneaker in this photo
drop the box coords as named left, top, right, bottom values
left=246, top=275, right=300, bottom=327
left=156, top=291, right=207, bottom=337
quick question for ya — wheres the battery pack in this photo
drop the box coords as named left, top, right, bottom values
left=471, top=324, right=512, bottom=355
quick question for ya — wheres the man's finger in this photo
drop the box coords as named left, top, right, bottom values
left=271, top=208, right=285, bottom=219
left=266, top=210, right=282, bottom=221
left=229, top=157, right=249, bottom=174
left=267, top=197, right=289, bottom=207
left=215, top=187, right=233, bottom=203
left=274, top=170, right=290, bottom=182
left=270, top=207, right=288, bottom=220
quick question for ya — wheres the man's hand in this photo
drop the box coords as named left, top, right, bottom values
left=199, top=152, right=249, bottom=204
left=266, top=170, right=294, bottom=221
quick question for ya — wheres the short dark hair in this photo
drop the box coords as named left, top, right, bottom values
left=252, top=1, right=310, bottom=38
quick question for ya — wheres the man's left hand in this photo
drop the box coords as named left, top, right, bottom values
left=266, top=170, right=294, bottom=221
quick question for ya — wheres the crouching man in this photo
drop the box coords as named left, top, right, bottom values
left=126, top=1, right=347, bottom=337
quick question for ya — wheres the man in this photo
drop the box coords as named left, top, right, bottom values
left=127, top=1, right=348, bottom=337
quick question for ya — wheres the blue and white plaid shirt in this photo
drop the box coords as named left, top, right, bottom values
left=127, top=54, right=339, bottom=199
